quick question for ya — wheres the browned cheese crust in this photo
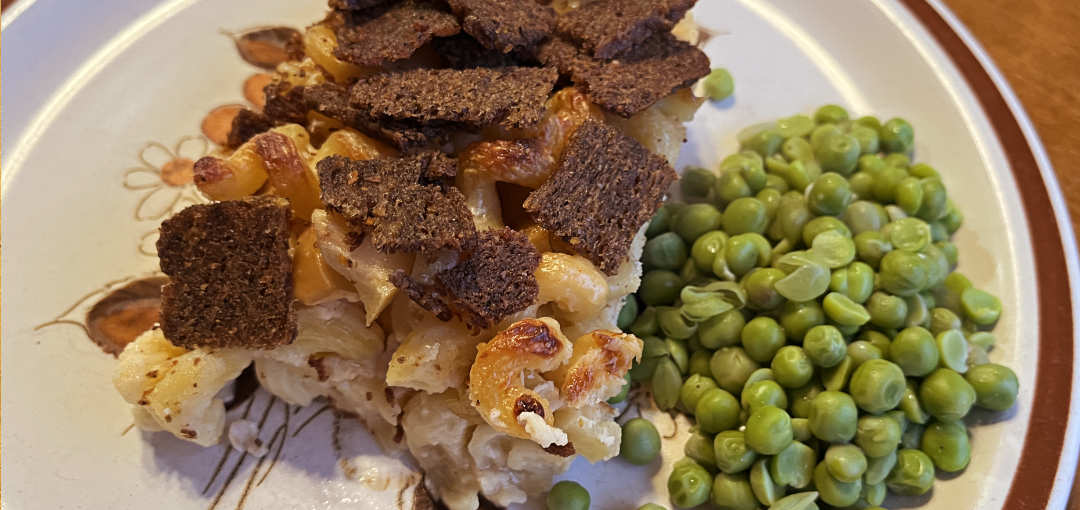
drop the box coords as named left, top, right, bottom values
left=524, top=120, right=676, bottom=274
left=445, top=0, right=555, bottom=54
left=392, top=228, right=541, bottom=330
left=334, top=1, right=461, bottom=67
left=156, top=197, right=296, bottom=349
left=555, top=0, right=696, bottom=59
left=538, top=32, right=709, bottom=117
left=317, top=154, right=477, bottom=255
left=348, top=66, right=559, bottom=130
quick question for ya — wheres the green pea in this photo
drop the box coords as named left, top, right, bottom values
left=779, top=300, right=826, bottom=342
left=893, top=177, right=924, bottom=215
left=682, top=167, right=717, bottom=201
left=847, top=341, right=883, bottom=367
left=879, top=118, right=915, bottom=154
left=674, top=203, right=723, bottom=243
left=680, top=258, right=707, bottom=285
left=938, top=240, right=959, bottom=269
left=636, top=504, right=666, bottom=510
left=741, top=380, right=788, bottom=413
left=865, top=449, right=898, bottom=485
left=801, top=325, right=845, bottom=368
left=842, top=200, right=889, bottom=235
left=856, top=415, right=902, bottom=458
left=851, top=124, right=880, bottom=155
left=640, top=270, right=684, bottom=306
left=699, top=310, right=745, bottom=349
left=690, top=350, right=713, bottom=377
left=888, top=217, right=932, bottom=253
left=960, top=287, right=1002, bottom=326
left=863, top=481, right=887, bottom=507
left=891, top=326, right=939, bottom=377
left=617, top=297, right=639, bottom=331
left=769, top=441, right=816, bottom=489
left=943, top=200, right=964, bottom=234
left=788, top=382, right=824, bottom=419
left=919, top=368, right=977, bottom=421
left=764, top=173, right=790, bottom=193
left=921, top=420, right=971, bottom=472
left=935, top=330, right=969, bottom=372
left=813, top=461, right=862, bottom=507
left=810, top=123, right=841, bottom=148
left=849, top=359, right=906, bottom=413
left=631, top=307, right=660, bottom=338
left=887, top=449, right=934, bottom=496
left=725, top=233, right=771, bottom=277
left=854, top=231, right=892, bottom=269
left=825, top=444, right=868, bottom=483
left=822, top=292, right=871, bottom=326
left=646, top=204, right=677, bottom=238
left=608, top=373, right=632, bottom=404
left=867, top=292, right=908, bottom=330
left=681, top=374, right=720, bottom=412
left=846, top=262, right=875, bottom=303
left=771, top=346, right=814, bottom=389
left=749, top=458, right=779, bottom=506
left=878, top=250, right=930, bottom=296
left=620, top=418, right=661, bottom=465
left=791, top=417, right=811, bottom=442
left=916, top=178, right=949, bottom=221
left=898, top=381, right=929, bottom=425
left=937, top=271, right=972, bottom=313
left=739, top=316, right=785, bottom=363
left=668, top=459, right=713, bottom=508
left=860, top=329, right=893, bottom=359
left=715, top=171, right=753, bottom=207
left=775, top=195, right=813, bottom=244
left=821, top=355, right=853, bottom=391
left=773, top=259, right=830, bottom=303
left=742, top=268, right=786, bottom=311
left=928, top=307, right=962, bottom=335
left=745, top=406, right=793, bottom=455
left=904, top=293, right=931, bottom=329
left=757, top=188, right=783, bottom=222
left=714, top=430, right=757, bottom=474
left=858, top=153, right=887, bottom=173
left=849, top=171, right=875, bottom=199
left=777, top=114, right=815, bottom=138
left=810, top=230, right=856, bottom=269
left=965, top=363, right=1019, bottom=411
left=711, top=347, right=761, bottom=394
left=644, top=232, right=689, bottom=271
left=685, top=431, right=718, bottom=470
left=967, top=331, right=996, bottom=351
left=658, top=306, right=697, bottom=340
left=742, top=127, right=785, bottom=158
left=690, top=230, right=728, bottom=272
left=814, top=104, right=849, bottom=124
left=871, top=166, right=908, bottom=203
left=723, top=197, right=769, bottom=235
left=808, top=391, right=858, bottom=442
left=807, top=173, right=853, bottom=216
left=929, top=221, right=950, bottom=242
left=704, top=68, right=735, bottom=101
left=802, top=216, right=851, bottom=247
left=711, top=472, right=759, bottom=510
left=815, top=133, right=861, bottom=176
left=547, top=481, right=589, bottom=510
left=901, top=421, right=926, bottom=450
left=697, top=388, right=741, bottom=434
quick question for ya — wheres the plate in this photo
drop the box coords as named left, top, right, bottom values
left=3, top=0, right=1078, bottom=509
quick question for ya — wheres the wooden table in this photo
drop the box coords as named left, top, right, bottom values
left=943, top=2, right=1080, bottom=507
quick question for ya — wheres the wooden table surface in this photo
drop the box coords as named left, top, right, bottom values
left=942, top=2, right=1080, bottom=508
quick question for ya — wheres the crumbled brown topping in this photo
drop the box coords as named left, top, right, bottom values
left=329, top=0, right=389, bottom=10
left=334, top=1, right=460, bottom=67
left=445, top=0, right=555, bottom=53
left=434, top=34, right=529, bottom=69
left=392, top=228, right=540, bottom=329
left=227, top=109, right=274, bottom=148
left=263, top=82, right=309, bottom=125
left=157, top=197, right=296, bottom=349
left=538, top=32, right=709, bottom=117
left=304, top=83, right=452, bottom=153
left=555, top=0, right=696, bottom=58
left=524, top=120, right=675, bottom=274
left=348, top=67, right=558, bottom=130
left=543, top=442, right=577, bottom=457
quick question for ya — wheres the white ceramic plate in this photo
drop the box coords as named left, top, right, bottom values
left=3, top=1, right=1079, bottom=509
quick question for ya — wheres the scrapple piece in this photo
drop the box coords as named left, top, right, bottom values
left=334, top=1, right=460, bottom=67
left=392, top=228, right=541, bottom=329
left=446, top=0, right=555, bottom=53
left=524, top=120, right=676, bottom=274
left=538, top=32, right=709, bottom=117
left=556, top=0, right=695, bottom=58
left=316, top=154, right=476, bottom=254
left=349, top=66, right=558, bottom=130
left=304, top=83, right=453, bottom=152
left=227, top=109, right=274, bottom=148
left=157, top=197, right=296, bottom=349
left=434, top=34, right=529, bottom=69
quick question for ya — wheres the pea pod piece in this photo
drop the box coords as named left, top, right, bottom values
left=652, top=357, right=683, bottom=410
left=699, top=310, right=745, bottom=349
left=617, top=298, right=639, bottom=330
left=630, top=307, right=660, bottom=338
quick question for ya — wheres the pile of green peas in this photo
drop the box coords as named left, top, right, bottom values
left=601, top=104, right=1020, bottom=510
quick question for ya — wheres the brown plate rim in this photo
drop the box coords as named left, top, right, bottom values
left=900, top=0, right=1076, bottom=507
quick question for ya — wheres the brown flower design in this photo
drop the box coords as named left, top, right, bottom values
left=123, top=136, right=209, bottom=221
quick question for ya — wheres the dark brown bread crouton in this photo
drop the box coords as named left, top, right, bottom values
left=556, top=0, right=695, bottom=59
left=317, top=154, right=476, bottom=254
left=263, top=82, right=309, bottom=125
left=304, top=83, right=453, bottom=153
left=524, top=120, right=675, bottom=274
left=227, top=109, right=274, bottom=148
left=537, top=32, right=708, bottom=117
left=392, top=228, right=541, bottom=329
left=445, top=0, right=555, bottom=53
left=157, top=197, right=296, bottom=349
left=349, top=66, right=558, bottom=130
left=334, top=1, right=461, bottom=67
left=434, top=34, right=529, bottom=69
left=329, top=0, right=391, bottom=10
